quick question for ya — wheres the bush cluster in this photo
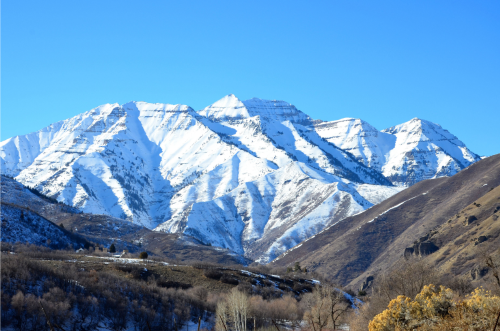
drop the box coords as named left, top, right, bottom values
left=1, top=250, right=211, bottom=331
left=369, top=285, right=500, bottom=330
left=204, top=269, right=223, bottom=280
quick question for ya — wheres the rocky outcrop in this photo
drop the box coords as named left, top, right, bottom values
left=470, top=266, right=488, bottom=280
left=404, top=247, right=415, bottom=259
left=464, top=215, right=478, bottom=226
left=405, top=235, right=439, bottom=258
left=418, top=242, right=439, bottom=256
left=359, top=276, right=374, bottom=292
left=474, top=235, right=488, bottom=245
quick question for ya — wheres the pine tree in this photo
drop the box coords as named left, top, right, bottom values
left=109, top=243, right=116, bottom=253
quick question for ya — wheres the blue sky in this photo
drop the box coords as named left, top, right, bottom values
left=2, top=0, right=499, bottom=156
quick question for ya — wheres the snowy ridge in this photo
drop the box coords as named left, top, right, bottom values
left=1, top=204, right=83, bottom=249
left=314, top=117, right=480, bottom=186
left=199, top=94, right=311, bottom=124
left=314, top=118, right=396, bottom=172
left=0, top=95, right=479, bottom=262
left=381, top=118, right=480, bottom=185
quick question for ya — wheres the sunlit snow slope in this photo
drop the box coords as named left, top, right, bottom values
left=0, top=95, right=478, bottom=262
left=314, top=117, right=480, bottom=186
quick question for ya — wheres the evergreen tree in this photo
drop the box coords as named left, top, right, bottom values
left=109, top=243, right=116, bottom=253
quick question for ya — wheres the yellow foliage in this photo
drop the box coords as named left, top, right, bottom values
left=431, top=287, right=500, bottom=330
left=369, top=285, right=500, bottom=331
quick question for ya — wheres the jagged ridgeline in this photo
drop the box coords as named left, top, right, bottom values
left=0, top=94, right=480, bottom=262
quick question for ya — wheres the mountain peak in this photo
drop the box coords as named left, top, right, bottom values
left=383, top=117, right=449, bottom=138
left=381, top=118, right=480, bottom=186
left=198, top=94, right=249, bottom=121
left=124, top=101, right=194, bottom=113
left=199, top=95, right=312, bottom=124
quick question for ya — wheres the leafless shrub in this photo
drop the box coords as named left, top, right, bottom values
left=1, top=250, right=210, bottom=330
left=349, top=258, right=440, bottom=331
left=303, top=284, right=350, bottom=331
left=204, top=269, right=223, bottom=280
left=442, top=276, right=474, bottom=297
left=250, top=295, right=300, bottom=322
left=220, top=274, right=239, bottom=285
left=193, top=262, right=224, bottom=270
left=484, top=248, right=500, bottom=292
left=374, top=257, right=439, bottom=301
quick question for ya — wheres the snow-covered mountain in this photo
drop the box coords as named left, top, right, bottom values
left=0, top=95, right=479, bottom=262
left=313, top=118, right=396, bottom=172
left=314, top=117, right=480, bottom=186
left=381, top=118, right=480, bottom=186
left=200, top=94, right=312, bottom=124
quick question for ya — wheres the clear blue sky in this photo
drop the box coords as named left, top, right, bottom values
left=2, top=1, right=499, bottom=156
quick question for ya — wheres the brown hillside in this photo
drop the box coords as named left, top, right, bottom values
left=271, top=154, right=500, bottom=289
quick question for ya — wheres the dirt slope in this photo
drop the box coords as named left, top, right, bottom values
left=271, top=154, right=500, bottom=288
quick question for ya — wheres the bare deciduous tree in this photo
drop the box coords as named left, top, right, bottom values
left=374, top=257, right=438, bottom=301
left=216, top=288, right=250, bottom=331
left=349, top=258, right=439, bottom=331
left=303, top=284, right=350, bottom=331
left=485, top=250, right=500, bottom=290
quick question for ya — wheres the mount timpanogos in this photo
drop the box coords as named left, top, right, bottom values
left=0, top=94, right=480, bottom=262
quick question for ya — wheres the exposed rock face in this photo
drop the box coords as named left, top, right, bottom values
left=465, top=215, right=478, bottom=225
left=404, top=241, right=439, bottom=258
left=474, top=236, right=488, bottom=245
left=0, top=175, right=251, bottom=265
left=418, top=242, right=439, bottom=256
left=404, top=247, right=415, bottom=259
left=272, top=155, right=500, bottom=287
left=199, top=94, right=312, bottom=125
left=313, top=118, right=395, bottom=172
left=470, top=266, right=488, bottom=280
left=359, top=276, right=374, bottom=292
left=404, top=229, right=440, bottom=258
